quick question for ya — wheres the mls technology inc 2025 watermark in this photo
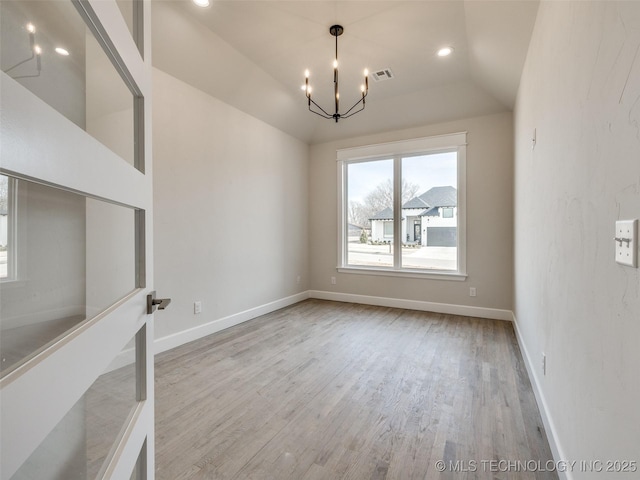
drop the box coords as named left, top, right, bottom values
left=434, top=459, right=638, bottom=474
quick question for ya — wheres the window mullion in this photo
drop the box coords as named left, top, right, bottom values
left=339, top=161, right=347, bottom=267
left=393, top=156, right=402, bottom=269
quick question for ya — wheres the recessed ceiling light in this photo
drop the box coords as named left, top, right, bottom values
left=192, top=0, right=210, bottom=7
left=55, top=47, right=70, bottom=56
left=437, top=47, right=454, bottom=57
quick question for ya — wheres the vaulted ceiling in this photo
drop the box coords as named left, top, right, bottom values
left=152, top=1, right=539, bottom=144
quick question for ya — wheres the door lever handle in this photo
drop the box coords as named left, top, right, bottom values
left=147, top=291, right=172, bottom=314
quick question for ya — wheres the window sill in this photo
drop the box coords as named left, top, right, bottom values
left=0, top=278, right=28, bottom=288
left=337, top=266, right=467, bottom=281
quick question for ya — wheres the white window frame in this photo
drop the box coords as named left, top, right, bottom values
left=337, top=132, right=467, bottom=281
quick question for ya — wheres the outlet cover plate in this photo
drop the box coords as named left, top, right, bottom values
left=615, top=219, right=637, bottom=267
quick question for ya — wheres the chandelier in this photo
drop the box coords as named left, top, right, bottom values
left=304, top=25, right=369, bottom=123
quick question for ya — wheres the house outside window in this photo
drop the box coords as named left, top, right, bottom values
left=338, top=133, right=467, bottom=279
left=383, top=222, right=393, bottom=238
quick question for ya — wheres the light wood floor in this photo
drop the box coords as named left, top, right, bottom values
left=155, top=300, right=557, bottom=480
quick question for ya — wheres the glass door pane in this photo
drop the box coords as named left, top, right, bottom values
left=0, top=175, right=139, bottom=376
left=0, top=0, right=141, bottom=169
left=116, top=0, right=143, bottom=57
left=11, top=329, right=142, bottom=479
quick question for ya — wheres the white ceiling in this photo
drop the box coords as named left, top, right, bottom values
left=151, top=1, right=539, bottom=144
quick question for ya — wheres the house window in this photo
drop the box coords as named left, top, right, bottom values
left=338, top=132, right=466, bottom=279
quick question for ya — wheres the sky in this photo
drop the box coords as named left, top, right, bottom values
left=347, top=151, right=457, bottom=203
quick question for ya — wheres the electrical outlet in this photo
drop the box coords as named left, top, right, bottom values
left=542, top=353, right=546, bottom=376
left=194, top=301, right=202, bottom=314
left=469, top=287, right=476, bottom=297
left=331, top=276, right=336, bottom=285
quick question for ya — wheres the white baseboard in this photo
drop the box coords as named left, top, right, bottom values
left=153, top=291, right=310, bottom=355
left=308, top=290, right=513, bottom=321
left=512, top=312, right=570, bottom=480
left=153, top=290, right=511, bottom=356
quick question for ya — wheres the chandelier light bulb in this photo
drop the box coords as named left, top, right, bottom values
left=26, top=23, right=36, bottom=33
left=304, top=69, right=310, bottom=78
left=192, top=0, right=210, bottom=7
left=361, top=84, right=365, bottom=93
left=55, top=47, right=70, bottom=56
left=364, top=69, right=369, bottom=77
left=34, top=45, right=42, bottom=55
left=333, top=59, right=338, bottom=69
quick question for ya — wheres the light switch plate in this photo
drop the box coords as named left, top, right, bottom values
left=615, top=219, right=638, bottom=267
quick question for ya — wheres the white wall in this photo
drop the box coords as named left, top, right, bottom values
left=309, top=112, right=513, bottom=312
left=152, top=68, right=309, bottom=344
left=514, top=1, right=640, bottom=476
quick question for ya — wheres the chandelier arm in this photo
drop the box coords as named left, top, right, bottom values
left=5, top=54, right=35, bottom=73
left=340, top=105, right=366, bottom=119
left=308, top=97, right=334, bottom=118
left=341, top=94, right=367, bottom=117
left=308, top=107, right=333, bottom=119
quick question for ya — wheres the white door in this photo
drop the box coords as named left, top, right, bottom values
left=0, top=0, right=155, bottom=478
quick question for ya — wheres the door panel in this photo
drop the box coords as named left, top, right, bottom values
left=0, top=0, right=154, bottom=478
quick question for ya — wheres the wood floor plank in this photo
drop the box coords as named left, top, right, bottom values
left=155, top=299, right=557, bottom=480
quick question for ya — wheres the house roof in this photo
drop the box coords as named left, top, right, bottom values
left=419, top=207, right=440, bottom=217
left=372, top=186, right=456, bottom=220
left=417, top=186, right=457, bottom=208
left=369, top=207, right=394, bottom=221
left=348, top=223, right=365, bottom=232
left=402, top=197, right=430, bottom=209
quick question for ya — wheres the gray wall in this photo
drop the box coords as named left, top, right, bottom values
left=152, top=68, right=309, bottom=343
left=0, top=182, right=86, bottom=329
left=309, top=112, right=514, bottom=311
left=514, top=0, right=640, bottom=472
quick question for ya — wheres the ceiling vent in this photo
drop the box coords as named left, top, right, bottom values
left=371, top=68, right=394, bottom=82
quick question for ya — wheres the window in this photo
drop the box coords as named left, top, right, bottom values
left=338, top=132, right=466, bottom=279
left=0, top=174, right=16, bottom=281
